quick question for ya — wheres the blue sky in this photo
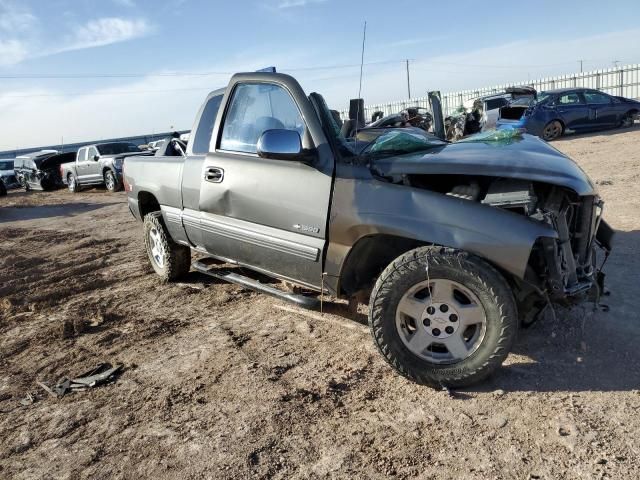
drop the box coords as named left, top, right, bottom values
left=1, top=0, right=640, bottom=147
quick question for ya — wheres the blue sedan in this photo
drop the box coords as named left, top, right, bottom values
left=496, top=88, right=640, bottom=141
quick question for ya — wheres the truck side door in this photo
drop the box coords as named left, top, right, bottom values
left=197, top=79, right=334, bottom=289
left=86, top=146, right=101, bottom=183
left=75, top=147, right=88, bottom=183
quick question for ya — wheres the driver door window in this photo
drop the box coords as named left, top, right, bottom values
left=219, top=83, right=305, bottom=154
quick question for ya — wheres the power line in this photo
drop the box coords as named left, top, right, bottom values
left=0, top=59, right=406, bottom=79
left=1, top=87, right=215, bottom=98
left=5, top=56, right=633, bottom=80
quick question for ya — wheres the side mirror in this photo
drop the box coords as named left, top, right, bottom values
left=257, top=129, right=304, bottom=161
left=93, top=154, right=100, bottom=161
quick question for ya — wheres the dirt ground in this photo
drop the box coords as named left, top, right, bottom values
left=1, top=127, right=640, bottom=480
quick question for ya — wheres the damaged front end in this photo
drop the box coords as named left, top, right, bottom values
left=527, top=187, right=612, bottom=302
left=367, top=131, right=613, bottom=314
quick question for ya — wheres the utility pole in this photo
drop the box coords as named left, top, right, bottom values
left=405, top=59, right=411, bottom=99
left=61, top=136, right=64, bottom=153
left=578, top=59, right=583, bottom=73
left=613, top=60, right=620, bottom=69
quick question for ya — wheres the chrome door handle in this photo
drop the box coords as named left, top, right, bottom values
left=204, top=167, right=224, bottom=183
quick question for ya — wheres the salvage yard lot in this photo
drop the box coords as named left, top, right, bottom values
left=1, top=128, right=640, bottom=479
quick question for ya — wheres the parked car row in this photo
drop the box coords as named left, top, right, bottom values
left=60, top=142, right=152, bottom=193
left=496, top=87, right=640, bottom=140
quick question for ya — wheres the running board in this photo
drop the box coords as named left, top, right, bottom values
left=192, top=260, right=320, bottom=310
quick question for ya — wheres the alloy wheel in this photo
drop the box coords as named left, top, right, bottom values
left=395, top=278, right=487, bottom=365
left=148, top=227, right=165, bottom=268
left=543, top=121, right=562, bottom=141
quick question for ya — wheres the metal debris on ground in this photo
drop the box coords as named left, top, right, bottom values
left=38, top=363, right=122, bottom=398
left=19, top=393, right=35, bottom=406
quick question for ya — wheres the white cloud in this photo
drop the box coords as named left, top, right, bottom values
left=0, top=1, right=36, bottom=66
left=277, top=0, right=327, bottom=9
left=53, top=17, right=153, bottom=54
left=0, top=0, right=37, bottom=32
left=1, top=29, right=639, bottom=149
left=112, top=0, right=136, bottom=7
left=0, top=39, right=28, bottom=66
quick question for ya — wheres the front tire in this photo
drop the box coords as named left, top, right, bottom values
left=143, top=212, right=191, bottom=281
left=104, top=170, right=121, bottom=192
left=368, top=246, right=518, bottom=388
left=542, top=120, right=563, bottom=141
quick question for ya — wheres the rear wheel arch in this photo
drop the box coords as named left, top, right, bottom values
left=138, top=191, right=161, bottom=218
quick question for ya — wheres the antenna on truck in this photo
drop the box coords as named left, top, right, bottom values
left=354, top=21, right=367, bottom=142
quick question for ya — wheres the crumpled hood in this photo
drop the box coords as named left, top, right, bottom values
left=370, top=133, right=596, bottom=196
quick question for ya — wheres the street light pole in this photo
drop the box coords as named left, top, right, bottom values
left=405, top=59, right=411, bottom=99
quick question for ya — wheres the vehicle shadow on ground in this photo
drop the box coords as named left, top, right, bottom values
left=0, top=202, right=121, bottom=223
left=555, top=121, right=638, bottom=142
left=467, top=229, right=640, bottom=394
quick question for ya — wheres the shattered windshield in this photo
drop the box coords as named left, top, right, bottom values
left=457, top=128, right=524, bottom=145
left=362, top=129, right=446, bottom=157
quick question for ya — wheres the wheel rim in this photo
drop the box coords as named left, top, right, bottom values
left=395, top=278, right=487, bottom=365
left=148, top=227, right=165, bottom=268
left=106, top=173, right=114, bottom=190
left=68, top=177, right=75, bottom=191
left=623, top=115, right=633, bottom=127
left=543, top=122, right=561, bottom=140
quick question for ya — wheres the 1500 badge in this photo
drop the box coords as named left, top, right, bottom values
left=293, top=224, right=320, bottom=234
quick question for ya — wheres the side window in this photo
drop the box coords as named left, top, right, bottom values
left=87, top=147, right=98, bottom=160
left=557, top=93, right=583, bottom=105
left=220, top=83, right=305, bottom=154
left=192, top=94, right=223, bottom=154
left=77, top=148, right=87, bottom=161
left=485, top=98, right=507, bottom=110
left=584, top=91, right=611, bottom=104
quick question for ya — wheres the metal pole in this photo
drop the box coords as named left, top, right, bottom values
left=406, top=59, right=411, bottom=99
left=579, top=60, right=583, bottom=73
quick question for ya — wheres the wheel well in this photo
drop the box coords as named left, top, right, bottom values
left=339, top=234, right=425, bottom=297
left=551, top=119, right=565, bottom=132
left=625, top=108, right=638, bottom=116
left=102, top=167, right=112, bottom=176
left=138, top=191, right=160, bottom=218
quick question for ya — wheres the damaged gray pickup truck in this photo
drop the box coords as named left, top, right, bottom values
left=124, top=72, right=613, bottom=387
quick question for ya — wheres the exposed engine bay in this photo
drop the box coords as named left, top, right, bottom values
left=395, top=174, right=612, bottom=307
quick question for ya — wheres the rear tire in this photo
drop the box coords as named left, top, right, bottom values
left=620, top=112, right=635, bottom=128
left=67, top=174, right=80, bottom=193
left=542, top=120, right=563, bottom=141
left=368, top=246, right=518, bottom=388
left=143, top=212, right=191, bottom=281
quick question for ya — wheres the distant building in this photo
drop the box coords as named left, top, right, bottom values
left=0, top=130, right=189, bottom=159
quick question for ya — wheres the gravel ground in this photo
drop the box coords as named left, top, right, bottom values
left=1, top=126, right=639, bottom=479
